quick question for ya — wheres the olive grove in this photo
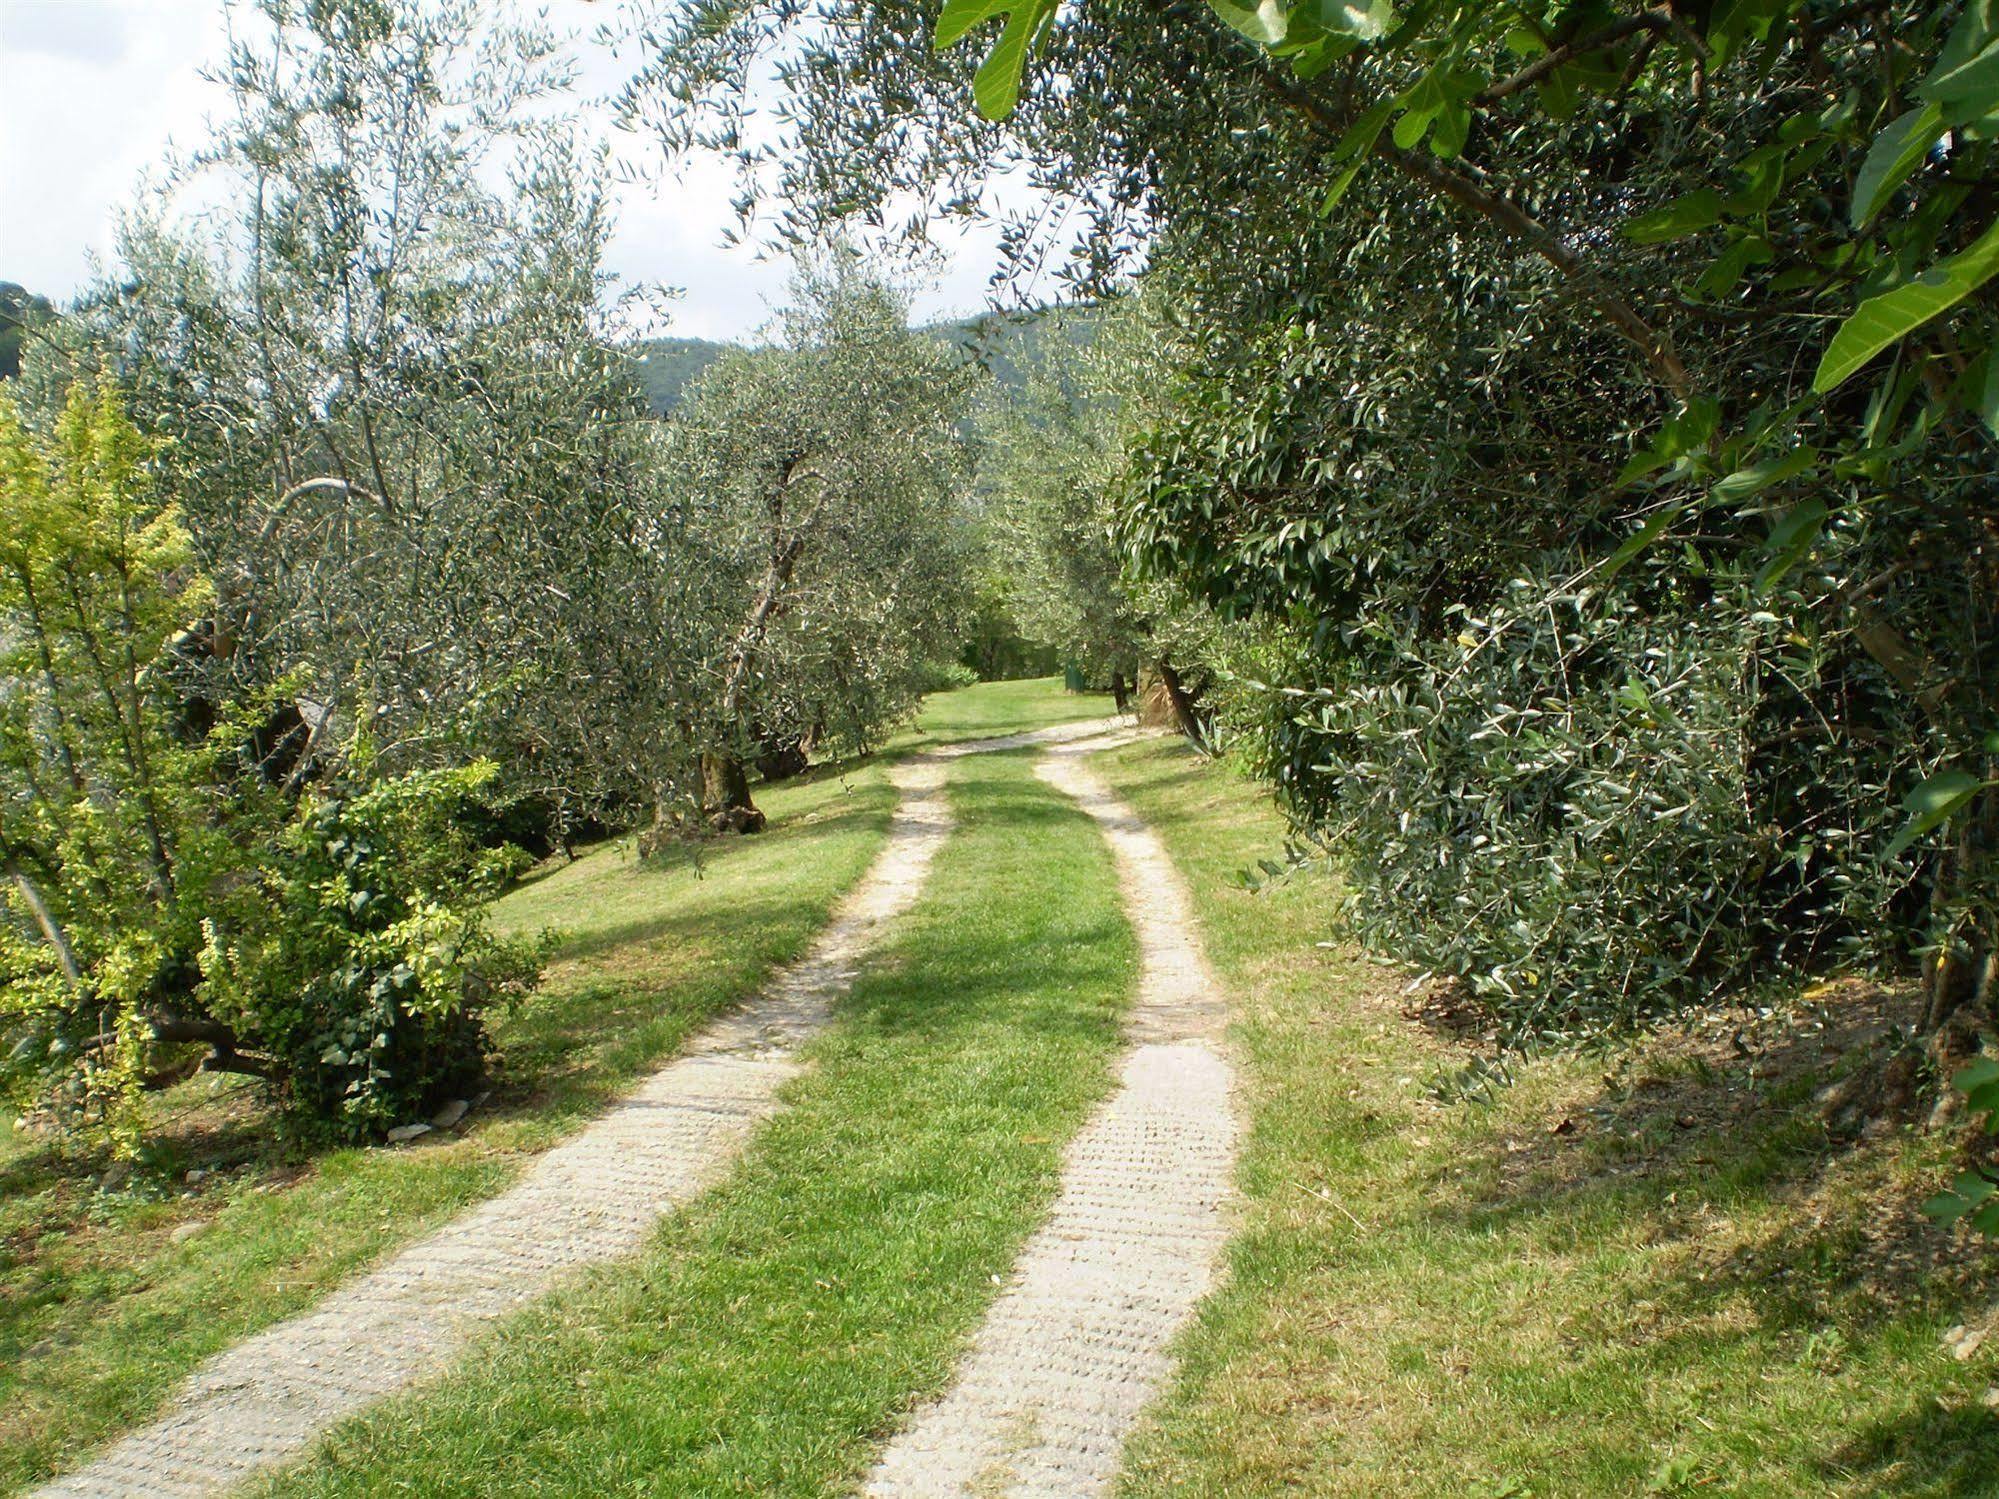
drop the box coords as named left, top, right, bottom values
left=10, top=0, right=1994, bottom=1162
left=660, top=261, right=977, bottom=836
left=0, top=0, right=981, bottom=1146
left=969, top=299, right=1221, bottom=726
left=629, top=0, right=1996, bottom=1049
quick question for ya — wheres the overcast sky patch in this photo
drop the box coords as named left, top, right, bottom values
left=0, top=0, right=1027, bottom=341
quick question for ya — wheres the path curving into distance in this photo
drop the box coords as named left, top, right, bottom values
left=865, top=731, right=1240, bottom=1499
left=34, top=721, right=1121, bottom=1499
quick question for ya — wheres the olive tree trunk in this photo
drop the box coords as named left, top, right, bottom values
left=1109, top=671, right=1132, bottom=715
left=1154, top=657, right=1203, bottom=741
left=702, top=752, right=767, bottom=834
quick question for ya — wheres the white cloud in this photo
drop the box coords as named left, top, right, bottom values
left=1, top=0, right=232, bottom=292
left=0, top=0, right=1035, bottom=340
left=4, top=0, right=133, bottom=63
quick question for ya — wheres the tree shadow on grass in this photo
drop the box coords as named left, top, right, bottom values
left=545, top=884, right=836, bottom=966
left=952, top=788, right=1108, bottom=837
left=488, top=881, right=881, bottom=1117
left=1, top=1078, right=300, bottom=1223
left=490, top=973, right=706, bottom=1106
left=1442, top=984, right=1917, bottom=1238
left=1823, top=1397, right=1999, bottom=1495
left=1432, top=1081, right=1978, bottom=1342
left=1402, top=985, right=1999, bottom=1492
left=502, top=777, right=1118, bottom=1108
left=835, top=917, right=1134, bottom=1052
left=530, top=788, right=884, bottom=878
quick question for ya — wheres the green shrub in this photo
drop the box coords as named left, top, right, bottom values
left=196, top=765, right=541, bottom=1138
left=914, top=659, right=982, bottom=694
left=0, top=383, right=540, bottom=1148
left=1250, top=569, right=1917, bottom=1039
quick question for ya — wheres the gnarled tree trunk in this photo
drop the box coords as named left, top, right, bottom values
left=754, top=729, right=810, bottom=782
left=703, top=455, right=818, bottom=835
left=1922, top=778, right=1997, bottom=1033
left=702, top=752, right=766, bottom=834
left=1109, top=671, right=1132, bottom=715
left=1153, top=657, right=1203, bottom=741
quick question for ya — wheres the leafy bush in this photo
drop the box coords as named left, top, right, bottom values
left=196, top=765, right=541, bottom=1138
left=0, top=382, right=539, bottom=1148
left=1250, top=569, right=1917, bottom=1039
left=913, top=659, right=981, bottom=694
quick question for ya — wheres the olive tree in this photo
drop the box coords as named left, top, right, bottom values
left=973, top=298, right=1212, bottom=727
left=40, top=0, right=693, bottom=837
left=659, top=261, right=975, bottom=834
left=622, top=0, right=1997, bottom=1034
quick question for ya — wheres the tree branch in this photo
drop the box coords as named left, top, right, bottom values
left=198, top=1048, right=277, bottom=1080
left=143, top=1013, right=244, bottom=1049
left=1265, top=71, right=1693, bottom=400
left=1479, top=9, right=1673, bottom=104
left=4, top=858, right=82, bottom=994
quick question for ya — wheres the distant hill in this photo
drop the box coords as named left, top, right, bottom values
left=0, top=287, right=1084, bottom=406
left=632, top=337, right=735, bottom=415
left=0, top=283, right=55, bottom=379
left=630, top=305, right=1088, bottom=417
left=926, top=305, right=1094, bottom=393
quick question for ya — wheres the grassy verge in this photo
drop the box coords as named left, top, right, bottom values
left=1099, top=736, right=1999, bottom=1498
left=256, top=744, right=1133, bottom=1497
left=907, top=674, right=1114, bottom=744
left=1, top=762, right=893, bottom=1493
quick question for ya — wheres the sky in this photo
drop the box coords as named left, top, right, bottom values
left=0, top=0, right=1023, bottom=342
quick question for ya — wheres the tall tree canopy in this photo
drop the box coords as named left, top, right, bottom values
left=628, top=0, right=1997, bottom=1035
left=664, top=261, right=976, bottom=832
left=971, top=298, right=1215, bottom=721
left=32, top=0, right=690, bottom=832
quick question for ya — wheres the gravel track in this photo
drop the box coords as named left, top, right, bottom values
left=864, top=732, right=1239, bottom=1499
left=32, top=734, right=1028, bottom=1499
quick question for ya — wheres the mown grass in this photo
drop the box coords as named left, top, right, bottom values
left=257, top=744, right=1134, bottom=1498
left=1098, top=736, right=1999, bottom=1498
left=1, top=761, right=894, bottom=1493
left=23, top=685, right=1961, bottom=1499
left=906, top=673, right=1113, bottom=744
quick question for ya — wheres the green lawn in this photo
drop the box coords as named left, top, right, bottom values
left=1097, top=736, right=1999, bottom=1498
left=1, top=761, right=895, bottom=1493
left=905, top=673, right=1114, bottom=744
left=258, top=744, right=1134, bottom=1497
left=13, top=684, right=1983, bottom=1498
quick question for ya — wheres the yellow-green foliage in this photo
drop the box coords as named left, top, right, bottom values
left=0, top=380, right=209, bottom=1142
left=0, top=384, right=539, bottom=1147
